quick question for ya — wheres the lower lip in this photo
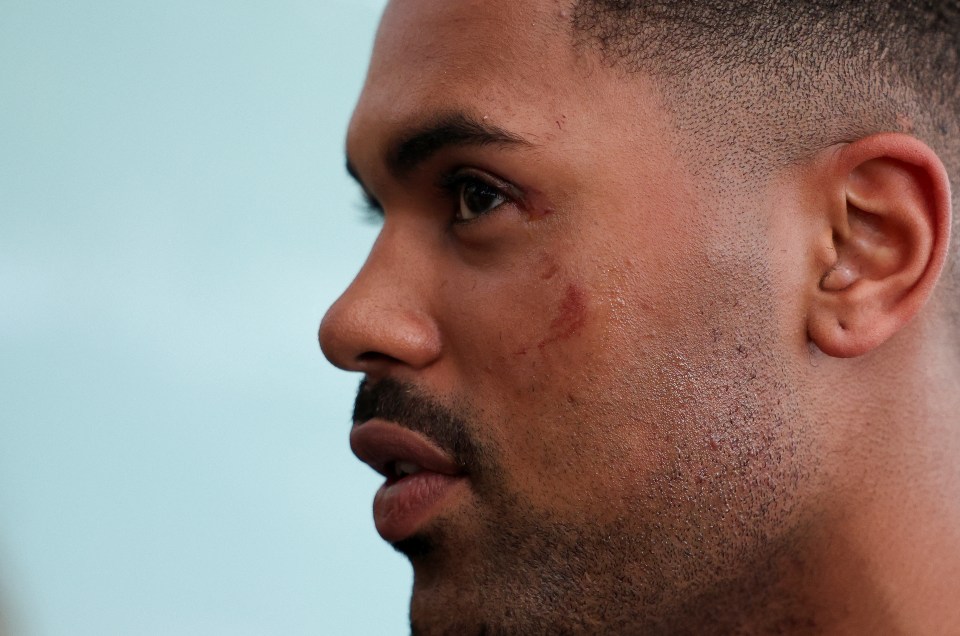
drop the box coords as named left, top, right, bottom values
left=373, top=472, right=466, bottom=543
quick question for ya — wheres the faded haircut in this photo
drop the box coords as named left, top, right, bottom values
left=572, top=0, right=960, bottom=306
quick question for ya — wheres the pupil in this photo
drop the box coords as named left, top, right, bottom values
left=464, top=182, right=498, bottom=213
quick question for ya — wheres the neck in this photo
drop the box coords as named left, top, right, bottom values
left=812, top=493, right=960, bottom=634
left=804, top=323, right=960, bottom=634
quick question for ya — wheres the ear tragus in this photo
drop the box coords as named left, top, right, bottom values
left=819, top=262, right=857, bottom=292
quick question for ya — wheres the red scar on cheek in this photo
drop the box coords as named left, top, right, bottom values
left=513, top=264, right=585, bottom=357
left=536, top=284, right=587, bottom=351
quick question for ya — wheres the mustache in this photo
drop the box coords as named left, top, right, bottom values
left=352, top=378, right=482, bottom=470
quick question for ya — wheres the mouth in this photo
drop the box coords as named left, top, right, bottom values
left=350, top=419, right=468, bottom=543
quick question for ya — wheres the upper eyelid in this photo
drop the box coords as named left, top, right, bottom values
left=353, top=167, right=520, bottom=220
left=436, top=167, right=519, bottom=202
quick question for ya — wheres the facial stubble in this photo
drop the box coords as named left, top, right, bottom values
left=354, top=356, right=820, bottom=636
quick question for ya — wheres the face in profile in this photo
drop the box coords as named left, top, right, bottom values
left=320, top=0, right=829, bottom=633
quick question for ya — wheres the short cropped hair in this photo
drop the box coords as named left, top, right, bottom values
left=572, top=1, right=960, bottom=304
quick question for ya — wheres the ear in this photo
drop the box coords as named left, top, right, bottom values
left=806, top=133, right=952, bottom=358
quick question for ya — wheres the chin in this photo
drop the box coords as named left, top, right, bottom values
left=409, top=594, right=492, bottom=636
left=404, top=544, right=493, bottom=636
left=409, top=585, right=466, bottom=636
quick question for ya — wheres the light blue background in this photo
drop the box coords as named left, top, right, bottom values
left=0, top=1, right=410, bottom=634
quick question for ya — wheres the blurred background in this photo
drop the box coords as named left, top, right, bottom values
left=0, top=0, right=409, bottom=634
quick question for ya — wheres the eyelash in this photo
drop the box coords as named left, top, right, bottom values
left=354, top=169, right=517, bottom=223
left=358, top=191, right=384, bottom=223
left=437, top=169, right=515, bottom=223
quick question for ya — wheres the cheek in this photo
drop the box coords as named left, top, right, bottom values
left=511, top=283, right=588, bottom=357
left=439, top=254, right=719, bottom=517
left=441, top=254, right=596, bottom=394
left=537, top=283, right=588, bottom=350
left=440, top=255, right=622, bottom=484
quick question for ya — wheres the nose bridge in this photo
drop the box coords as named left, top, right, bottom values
left=319, top=224, right=441, bottom=374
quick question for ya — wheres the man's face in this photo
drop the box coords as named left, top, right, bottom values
left=322, top=0, right=823, bottom=632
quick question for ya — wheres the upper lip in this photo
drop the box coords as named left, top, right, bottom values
left=350, top=419, right=462, bottom=478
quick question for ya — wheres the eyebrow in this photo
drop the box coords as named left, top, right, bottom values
left=345, top=111, right=533, bottom=187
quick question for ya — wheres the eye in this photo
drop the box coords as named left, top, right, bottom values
left=458, top=179, right=506, bottom=221
left=441, top=171, right=512, bottom=222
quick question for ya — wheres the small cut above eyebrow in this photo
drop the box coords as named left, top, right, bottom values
left=345, top=111, right=534, bottom=187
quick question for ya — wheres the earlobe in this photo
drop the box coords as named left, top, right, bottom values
left=806, top=134, right=952, bottom=358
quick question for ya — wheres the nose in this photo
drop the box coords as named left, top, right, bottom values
left=319, top=231, right=442, bottom=377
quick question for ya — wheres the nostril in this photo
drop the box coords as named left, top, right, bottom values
left=357, top=351, right=405, bottom=366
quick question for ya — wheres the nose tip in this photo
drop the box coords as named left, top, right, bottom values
left=318, top=283, right=442, bottom=376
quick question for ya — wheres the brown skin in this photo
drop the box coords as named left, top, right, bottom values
left=320, top=0, right=960, bottom=633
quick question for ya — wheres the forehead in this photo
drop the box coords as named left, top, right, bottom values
left=352, top=0, right=570, bottom=126
left=346, top=0, right=673, bottom=176
left=372, top=0, right=569, bottom=74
